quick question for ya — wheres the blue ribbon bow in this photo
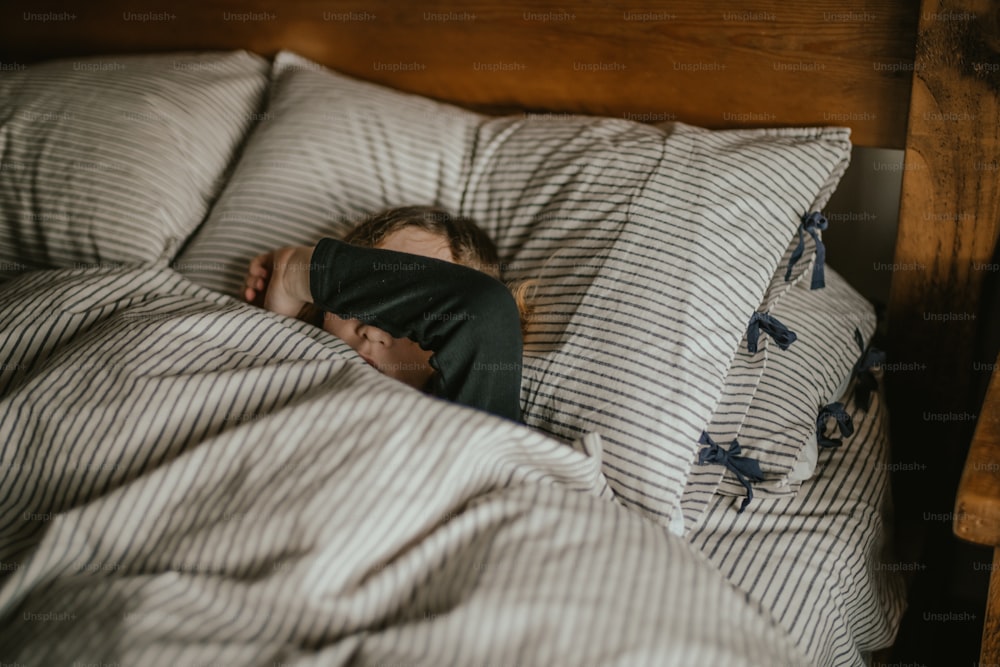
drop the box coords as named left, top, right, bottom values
left=816, top=402, right=854, bottom=448
left=850, top=328, right=885, bottom=411
left=698, top=431, right=765, bottom=513
left=746, top=311, right=798, bottom=354
left=784, top=211, right=828, bottom=290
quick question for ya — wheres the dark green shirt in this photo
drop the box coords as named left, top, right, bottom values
left=310, top=238, right=523, bottom=422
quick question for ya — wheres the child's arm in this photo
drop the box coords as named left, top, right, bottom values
left=309, top=238, right=523, bottom=422
left=246, top=240, right=523, bottom=421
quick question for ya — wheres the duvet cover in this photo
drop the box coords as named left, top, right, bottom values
left=0, top=266, right=811, bottom=666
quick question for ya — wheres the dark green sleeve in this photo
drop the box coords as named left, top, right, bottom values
left=309, top=238, right=523, bottom=422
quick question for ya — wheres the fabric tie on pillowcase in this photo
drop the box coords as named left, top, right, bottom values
left=851, top=327, right=885, bottom=411
left=784, top=211, right=828, bottom=290
left=697, top=431, right=765, bottom=513
left=746, top=311, right=797, bottom=354
left=816, top=402, right=854, bottom=448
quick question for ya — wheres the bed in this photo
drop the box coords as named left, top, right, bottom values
left=0, top=1, right=997, bottom=666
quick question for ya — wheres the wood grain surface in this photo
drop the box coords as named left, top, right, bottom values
left=955, top=349, right=1000, bottom=663
left=0, top=0, right=918, bottom=147
left=956, top=350, right=1000, bottom=546
left=892, top=1, right=999, bottom=661
left=984, top=548, right=1000, bottom=663
left=889, top=0, right=999, bottom=532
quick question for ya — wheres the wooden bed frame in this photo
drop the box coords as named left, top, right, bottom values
left=2, top=0, right=998, bottom=661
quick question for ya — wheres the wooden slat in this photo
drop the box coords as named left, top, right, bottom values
left=888, top=6, right=1000, bottom=661
left=0, top=0, right=918, bottom=147
left=955, top=355, right=1000, bottom=546
left=887, top=0, right=1000, bottom=535
left=982, top=548, right=1000, bottom=664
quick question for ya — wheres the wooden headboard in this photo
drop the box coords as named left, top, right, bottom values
left=2, top=0, right=920, bottom=148
left=2, top=0, right=999, bottom=655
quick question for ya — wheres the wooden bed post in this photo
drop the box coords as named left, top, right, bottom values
left=956, top=354, right=1000, bottom=662
left=889, top=0, right=1000, bottom=659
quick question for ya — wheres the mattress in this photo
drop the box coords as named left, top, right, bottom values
left=688, top=382, right=906, bottom=666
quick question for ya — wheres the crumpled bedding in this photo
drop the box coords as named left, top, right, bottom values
left=0, top=266, right=811, bottom=666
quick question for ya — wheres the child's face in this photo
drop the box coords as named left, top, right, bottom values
left=322, top=227, right=452, bottom=391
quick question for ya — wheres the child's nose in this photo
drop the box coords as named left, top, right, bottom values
left=358, top=324, right=392, bottom=347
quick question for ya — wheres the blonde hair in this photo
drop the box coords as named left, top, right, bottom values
left=342, top=206, right=535, bottom=335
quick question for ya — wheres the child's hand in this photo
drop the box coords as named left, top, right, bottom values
left=243, top=245, right=315, bottom=318
left=243, top=251, right=273, bottom=307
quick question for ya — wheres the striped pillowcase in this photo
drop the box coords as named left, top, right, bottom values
left=0, top=51, right=270, bottom=280
left=461, top=119, right=851, bottom=533
left=688, top=380, right=904, bottom=666
left=173, top=50, right=483, bottom=295
left=681, top=264, right=877, bottom=530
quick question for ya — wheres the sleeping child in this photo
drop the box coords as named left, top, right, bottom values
left=242, top=206, right=528, bottom=423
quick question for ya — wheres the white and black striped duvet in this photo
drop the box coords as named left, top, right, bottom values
left=0, top=265, right=814, bottom=667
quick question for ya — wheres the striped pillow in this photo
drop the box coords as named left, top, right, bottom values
left=173, top=50, right=483, bottom=295
left=680, top=264, right=877, bottom=530
left=461, top=119, right=851, bottom=534
left=0, top=51, right=269, bottom=280
left=687, top=379, right=903, bottom=666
